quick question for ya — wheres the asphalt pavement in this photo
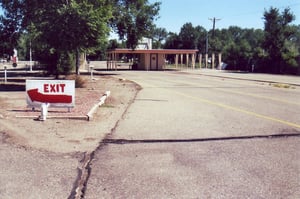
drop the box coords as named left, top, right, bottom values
left=1, top=68, right=299, bottom=198
left=85, top=70, right=300, bottom=198
left=0, top=136, right=81, bottom=198
left=190, top=68, right=300, bottom=86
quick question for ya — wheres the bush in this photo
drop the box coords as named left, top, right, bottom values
left=35, top=49, right=75, bottom=76
left=57, top=52, right=75, bottom=75
left=65, top=74, right=86, bottom=88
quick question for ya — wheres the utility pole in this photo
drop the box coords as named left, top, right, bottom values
left=205, top=32, right=208, bottom=54
left=208, top=17, right=221, bottom=69
left=209, top=17, right=221, bottom=38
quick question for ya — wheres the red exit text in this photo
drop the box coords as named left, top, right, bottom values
left=44, top=84, right=66, bottom=93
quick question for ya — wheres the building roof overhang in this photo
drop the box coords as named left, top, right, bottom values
left=107, top=48, right=198, bottom=54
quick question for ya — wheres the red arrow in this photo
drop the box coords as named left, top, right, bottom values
left=27, top=88, right=72, bottom=103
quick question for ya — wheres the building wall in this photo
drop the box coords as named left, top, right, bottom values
left=157, top=54, right=165, bottom=70
left=138, top=54, right=148, bottom=70
left=137, top=38, right=152, bottom=50
left=135, top=53, right=165, bottom=70
left=150, top=54, right=157, bottom=70
left=138, top=53, right=163, bottom=70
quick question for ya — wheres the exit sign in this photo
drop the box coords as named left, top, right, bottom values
left=26, top=80, right=75, bottom=108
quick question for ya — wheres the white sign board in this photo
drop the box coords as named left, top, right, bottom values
left=26, top=80, right=75, bottom=108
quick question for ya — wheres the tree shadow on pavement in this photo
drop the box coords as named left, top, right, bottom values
left=0, top=83, right=25, bottom=91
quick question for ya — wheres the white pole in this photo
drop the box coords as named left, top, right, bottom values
left=4, top=65, right=7, bottom=83
left=89, top=65, right=94, bottom=79
left=40, top=103, right=50, bottom=121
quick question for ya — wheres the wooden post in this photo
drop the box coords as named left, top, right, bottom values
left=205, top=53, right=208, bottom=68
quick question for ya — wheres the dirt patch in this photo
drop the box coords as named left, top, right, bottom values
left=0, top=74, right=140, bottom=153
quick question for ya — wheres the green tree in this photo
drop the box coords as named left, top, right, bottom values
left=1, top=0, right=113, bottom=75
left=223, top=38, right=252, bottom=70
left=24, top=0, right=112, bottom=74
left=107, top=39, right=122, bottom=50
left=194, top=26, right=207, bottom=54
left=164, top=32, right=180, bottom=49
left=164, top=23, right=206, bottom=51
left=293, top=25, right=300, bottom=50
left=262, top=7, right=296, bottom=73
left=246, top=29, right=265, bottom=72
left=110, top=0, right=161, bottom=49
left=178, top=23, right=200, bottom=49
left=209, top=29, right=225, bottom=53
left=0, top=0, right=23, bottom=58
left=221, top=27, right=265, bottom=71
left=152, top=27, right=168, bottom=49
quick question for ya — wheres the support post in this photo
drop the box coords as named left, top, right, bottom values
left=106, top=53, right=110, bottom=70
left=89, top=65, right=94, bottom=79
left=192, top=54, right=195, bottom=69
left=212, top=53, right=215, bottom=69
left=180, top=54, right=183, bottom=68
left=112, top=53, right=115, bottom=70
left=40, top=103, right=50, bottom=121
left=163, top=54, right=166, bottom=70
left=199, top=54, right=202, bottom=69
left=218, top=53, right=222, bottom=70
left=186, top=54, right=189, bottom=68
left=4, top=65, right=7, bottom=83
left=114, top=53, right=117, bottom=70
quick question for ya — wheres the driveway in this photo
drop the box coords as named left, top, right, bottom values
left=85, top=70, right=300, bottom=198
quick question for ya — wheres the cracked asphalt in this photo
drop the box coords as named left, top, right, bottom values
left=1, top=69, right=300, bottom=198
left=0, top=135, right=81, bottom=198
left=85, top=70, right=300, bottom=198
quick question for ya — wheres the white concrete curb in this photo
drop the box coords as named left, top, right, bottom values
left=86, top=91, right=111, bottom=121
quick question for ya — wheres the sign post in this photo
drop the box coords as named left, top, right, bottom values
left=89, top=64, right=94, bottom=79
left=4, top=65, right=7, bottom=83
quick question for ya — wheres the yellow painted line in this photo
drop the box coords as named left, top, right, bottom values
left=191, top=73, right=300, bottom=94
left=172, top=90, right=300, bottom=129
left=217, top=87, right=300, bottom=106
left=165, top=77, right=300, bottom=106
left=136, top=78, right=300, bottom=129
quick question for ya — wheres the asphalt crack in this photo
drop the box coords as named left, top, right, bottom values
left=68, top=81, right=141, bottom=199
left=68, top=151, right=94, bottom=199
left=68, top=132, right=300, bottom=198
left=102, top=133, right=300, bottom=145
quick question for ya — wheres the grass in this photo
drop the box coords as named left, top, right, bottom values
left=271, top=83, right=295, bottom=89
left=101, top=104, right=115, bottom=108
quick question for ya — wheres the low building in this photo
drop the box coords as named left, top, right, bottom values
left=106, top=48, right=199, bottom=70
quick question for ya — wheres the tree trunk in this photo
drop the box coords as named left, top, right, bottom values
left=75, top=49, right=80, bottom=75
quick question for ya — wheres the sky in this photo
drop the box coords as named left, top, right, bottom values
left=0, top=1, right=299, bottom=36
left=149, top=0, right=300, bottom=33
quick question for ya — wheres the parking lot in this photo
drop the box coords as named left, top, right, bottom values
left=84, top=70, right=300, bottom=198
